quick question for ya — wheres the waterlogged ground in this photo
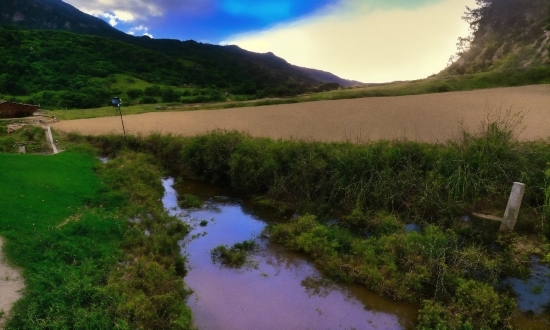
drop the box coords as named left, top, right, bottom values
left=162, top=178, right=418, bottom=330
left=506, top=256, right=550, bottom=329
left=162, top=178, right=550, bottom=329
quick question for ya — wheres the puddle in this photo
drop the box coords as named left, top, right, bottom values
left=98, top=156, right=109, bottom=164
left=404, top=223, right=421, bottom=233
left=505, top=256, right=550, bottom=329
left=505, top=256, right=550, bottom=313
left=162, top=178, right=418, bottom=330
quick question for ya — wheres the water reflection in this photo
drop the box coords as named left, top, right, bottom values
left=162, top=178, right=418, bottom=330
left=505, top=256, right=550, bottom=314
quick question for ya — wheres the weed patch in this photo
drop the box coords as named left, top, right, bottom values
left=268, top=215, right=514, bottom=329
left=211, top=240, right=257, bottom=268
left=178, top=194, right=203, bottom=208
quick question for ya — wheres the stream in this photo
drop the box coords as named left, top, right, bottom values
left=162, top=178, right=417, bottom=330
left=162, top=177, right=550, bottom=329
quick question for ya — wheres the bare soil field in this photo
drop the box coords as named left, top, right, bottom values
left=52, top=85, right=550, bottom=143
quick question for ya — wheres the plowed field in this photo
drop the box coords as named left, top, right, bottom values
left=52, top=85, right=550, bottom=143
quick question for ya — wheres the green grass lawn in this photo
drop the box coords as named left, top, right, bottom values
left=0, top=152, right=125, bottom=328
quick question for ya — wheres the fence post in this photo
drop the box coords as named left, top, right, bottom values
left=499, top=182, right=525, bottom=232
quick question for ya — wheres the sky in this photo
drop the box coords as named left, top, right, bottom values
left=63, top=0, right=476, bottom=83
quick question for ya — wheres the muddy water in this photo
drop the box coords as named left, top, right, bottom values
left=162, top=178, right=418, bottom=330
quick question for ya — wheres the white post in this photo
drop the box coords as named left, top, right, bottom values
left=499, top=182, right=525, bottom=232
left=18, top=146, right=25, bottom=154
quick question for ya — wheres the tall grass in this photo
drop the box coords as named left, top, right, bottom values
left=71, top=117, right=549, bottom=237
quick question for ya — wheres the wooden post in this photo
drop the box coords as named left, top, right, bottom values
left=499, top=182, right=525, bottom=232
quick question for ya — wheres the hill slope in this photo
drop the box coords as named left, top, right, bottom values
left=446, top=0, right=550, bottom=74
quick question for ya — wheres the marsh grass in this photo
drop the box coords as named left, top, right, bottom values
left=178, top=194, right=203, bottom=209
left=211, top=240, right=257, bottom=268
left=69, top=115, right=550, bottom=237
left=268, top=215, right=515, bottom=329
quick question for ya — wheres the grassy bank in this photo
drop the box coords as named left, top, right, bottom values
left=62, top=117, right=550, bottom=328
left=0, top=150, right=193, bottom=329
left=0, top=123, right=49, bottom=153
left=0, top=152, right=120, bottom=327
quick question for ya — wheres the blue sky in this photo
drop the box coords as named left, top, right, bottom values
left=64, top=0, right=476, bottom=82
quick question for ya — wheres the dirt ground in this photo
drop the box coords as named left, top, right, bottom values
left=0, top=237, right=24, bottom=329
left=52, top=85, right=550, bottom=143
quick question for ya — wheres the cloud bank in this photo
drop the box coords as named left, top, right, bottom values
left=63, top=0, right=215, bottom=36
left=225, top=0, right=476, bottom=83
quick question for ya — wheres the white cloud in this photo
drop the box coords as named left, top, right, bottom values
left=64, top=0, right=215, bottom=22
left=128, top=25, right=154, bottom=38
left=225, top=0, right=476, bottom=83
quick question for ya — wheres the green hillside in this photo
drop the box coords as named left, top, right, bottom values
left=0, top=26, right=324, bottom=109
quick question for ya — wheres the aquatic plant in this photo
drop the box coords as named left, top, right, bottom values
left=210, top=240, right=257, bottom=268
left=178, top=194, right=203, bottom=208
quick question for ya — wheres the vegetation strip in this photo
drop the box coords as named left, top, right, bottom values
left=0, top=150, right=193, bottom=329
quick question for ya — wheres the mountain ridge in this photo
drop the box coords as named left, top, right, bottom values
left=0, top=0, right=362, bottom=87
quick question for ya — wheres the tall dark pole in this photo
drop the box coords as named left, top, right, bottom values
left=118, top=104, right=126, bottom=140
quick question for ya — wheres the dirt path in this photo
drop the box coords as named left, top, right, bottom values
left=52, top=85, right=550, bottom=143
left=0, top=237, right=24, bottom=329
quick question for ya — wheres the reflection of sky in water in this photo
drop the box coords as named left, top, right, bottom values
left=504, top=256, right=550, bottom=314
left=161, top=178, right=417, bottom=330
left=404, top=223, right=421, bottom=233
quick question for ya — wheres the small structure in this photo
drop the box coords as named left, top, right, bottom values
left=7, top=124, right=25, bottom=134
left=471, top=182, right=526, bottom=232
left=0, top=101, right=40, bottom=118
left=499, top=182, right=525, bottom=232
